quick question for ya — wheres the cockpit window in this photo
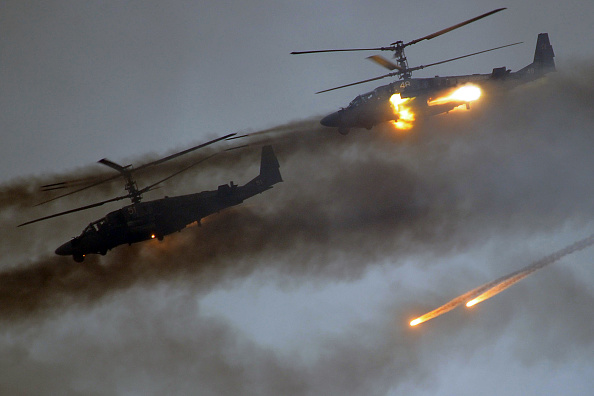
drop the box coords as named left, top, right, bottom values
left=349, top=96, right=363, bottom=106
left=349, top=92, right=374, bottom=107
left=83, top=220, right=105, bottom=234
left=83, top=224, right=96, bottom=234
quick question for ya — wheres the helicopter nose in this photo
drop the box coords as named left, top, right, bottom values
left=55, top=241, right=73, bottom=256
left=320, top=111, right=341, bottom=127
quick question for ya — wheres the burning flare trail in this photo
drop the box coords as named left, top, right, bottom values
left=410, top=233, right=594, bottom=327
left=466, top=233, right=594, bottom=307
left=409, top=279, right=500, bottom=326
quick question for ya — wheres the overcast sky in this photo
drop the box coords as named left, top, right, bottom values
left=1, top=0, right=593, bottom=179
left=1, top=1, right=594, bottom=395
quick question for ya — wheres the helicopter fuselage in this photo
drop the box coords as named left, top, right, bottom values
left=321, top=67, right=543, bottom=134
left=55, top=146, right=282, bottom=262
left=321, top=33, right=555, bottom=134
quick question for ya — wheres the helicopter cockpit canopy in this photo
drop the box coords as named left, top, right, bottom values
left=349, top=91, right=375, bottom=107
left=82, top=218, right=106, bottom=235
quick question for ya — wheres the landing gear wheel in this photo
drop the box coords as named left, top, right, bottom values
left=338, top=127, right=350, bottom=135
left=73, top=254, right=84, bottom=263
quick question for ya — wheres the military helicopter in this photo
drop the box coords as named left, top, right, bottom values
left=19, top=135, right=282, bottom=262
left=292, top=8, right=555, bottom=134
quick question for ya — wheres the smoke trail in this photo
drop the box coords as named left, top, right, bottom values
left=411, top=233, right=594, bottom=326
left=0, top=121, right=427, bottom=318
left=0, top=117, right=322, bottom=217
left=466, top=233, right=594, bottom=307
left=3, top=67, right=594, bottom=324
left=1, top=66, right=594, bottom=394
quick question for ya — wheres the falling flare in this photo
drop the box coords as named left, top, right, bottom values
left=465, top=298, right=479, bottom=308
left=410, top=233, right=594, bottom=326
left=409, top=279, right=499, bottom=327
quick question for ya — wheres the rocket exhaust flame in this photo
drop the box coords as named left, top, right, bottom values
left=410, top=233, right=594, bottom=326
left=427, top=84, right=482, bottom=107
left=390, top=85, right=481, bottom=132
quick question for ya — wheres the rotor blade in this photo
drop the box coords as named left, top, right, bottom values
left=398, top=8, right=506, bottom=47
left=41, top=185, right=70, bottom=192
left=138, top=154, right=218, bottom=194
left=41, top=177, right=103, bottom=191
left=316, top=72, right=398, bottom=94
left=406, top=41, right=522, bottom=73
left=225, top=144, right=250, bottom=151
left=133, top=132, right=236, bottom=172
left=366, top=55, right=404, bottom=71
left=291, top=47, right=393, bottom=55
left=98, top=158, right=131, bottom=173
left=35, top=173, right=123, bottom=207
left=19, top=194, right=130, bottom=227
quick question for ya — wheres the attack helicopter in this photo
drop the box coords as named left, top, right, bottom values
left=19, top=135, right=283, bottom=262
left=292, top=8, right=555, bottom=134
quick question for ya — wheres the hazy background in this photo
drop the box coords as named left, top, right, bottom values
left=1, top=0, right=593, bottom=179
left=1, top=1, right=594, bottom=395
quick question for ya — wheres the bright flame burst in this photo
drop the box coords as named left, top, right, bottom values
left=389, top=85, right=481, bottom=132
left=428, top=84, right=482, bottom=107
left=465, top=298, right=480, bottom=308
left=389, top=93, right=415, bottom=130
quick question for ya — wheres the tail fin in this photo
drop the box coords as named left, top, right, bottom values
left=259, top=145, right=283, bottom=186
left=533, top=33, right=555, bottom=71
left=518, top=33, right=555, bottom=76
left=216, top=146, right=282, bottom=205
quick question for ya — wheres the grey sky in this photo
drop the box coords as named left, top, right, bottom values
left=1, top=1, right=593, bottom=179
left=1, top=1, right=594, bottom=395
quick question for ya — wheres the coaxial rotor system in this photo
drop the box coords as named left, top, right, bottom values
left=292, top=8, right=519, bottom=92
left=19, top=133, right=236, bottom=227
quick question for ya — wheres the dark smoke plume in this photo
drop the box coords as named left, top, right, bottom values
left=1, top=66, right=594, bottom=395
left=4, top=67, right=594, bottom=316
